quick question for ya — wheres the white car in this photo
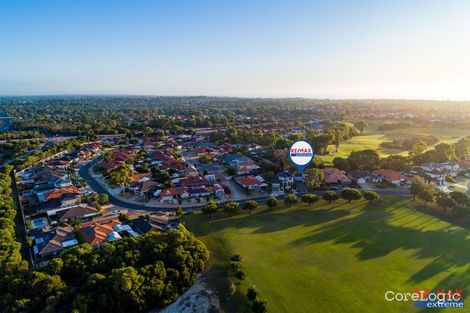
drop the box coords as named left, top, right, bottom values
left=269, top=193, right=279, bottom=198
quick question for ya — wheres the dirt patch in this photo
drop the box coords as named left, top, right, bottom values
left=155, top=272, right=221, bottom=313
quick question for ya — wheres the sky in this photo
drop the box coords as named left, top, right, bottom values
left=1, top=0, right=470, bottom=99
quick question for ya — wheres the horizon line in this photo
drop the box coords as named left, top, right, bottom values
left=1, top=93, right=470, bottom=102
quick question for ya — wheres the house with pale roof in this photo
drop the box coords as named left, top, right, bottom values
left=347, top=170, right=382, bottom=184
left=133, top=212, right=180, bottom=234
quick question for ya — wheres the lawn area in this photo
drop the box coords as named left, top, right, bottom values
left=186, top=197, right=470, bottom=313
left=320, top=123, right=470, bottom=165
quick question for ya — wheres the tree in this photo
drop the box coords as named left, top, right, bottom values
left=410, top=181, right=422, bottom=201
left=301, top=194, right=320, bottom=205
left=202, top=200, right=219, bottom=218
left=450, top=191, right=469, bottom=204
left=252, top=298, right=268, bottom=313
left=243, top=200, right=258, bottom=214
left=118, top=213, right=131, bottom=223
left=109, top=164, right=133, bottom=191
left=266, top=197, right=278, bottom=209
left=333, top=157, right=350, bottom=171
left=247, top=285, right=259, bottom=302
left=363, top=191, right=380, bottom=201
left=434, top=143, right=456, bottom=162
left=437, top=195, right=457, bottom=211
left=234, top=269, right=246, bottom=281
left=409, top=141, right=427, bottom=158
left=224, top=201, right=240, bottom=216
left=323, top=191, right=339, bottom=204
left=175, top=206, right=184, bottom=224
left=417, top=185, right=434, bottom=207
left=354, top=121, right=368, bottom=134
left=284, top=194, right=297, bottom=206
left=348, top=150, right=380, bottom=170
left=340, top=188, right=362, bottom=203
left=381, top=155, right=410, bottom=171
left=98, top=193, right=109, bottom=205
left=47, top=258, right=63, bottom=275
left=312, top=133, right=335, bottom=154
left=304, top=167, right=324, bottom=191
left=455, top=136, right=470, bottom=160
left=198, top=154, right=212, bottom=163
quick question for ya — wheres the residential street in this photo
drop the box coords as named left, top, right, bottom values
left=79, top=157, right=411, bottom=213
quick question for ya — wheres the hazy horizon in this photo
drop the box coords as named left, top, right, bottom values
left=2, top=0, right=470, bottom=100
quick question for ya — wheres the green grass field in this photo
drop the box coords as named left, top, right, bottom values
left=320, top=122, right=470, bottom=165
left=186, top=197, right=470, bottom=313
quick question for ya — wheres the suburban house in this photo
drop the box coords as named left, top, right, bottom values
left=235, top=175, right=268, bottom=190
left=420, top=162, right=460, bottom=177
left=323, top=168, right=352, bottom=185
left=148, top=149, right=173, bottom=165
left=159, top=159, right=187, bottom=172
left=101, top=150, right=133, bottom=172
left=37, top=186, right=80, bottom=203
left=132, top=212, right=180, bottom=234
left=276, top=170, right=295, bottom=191
left=178, top=175, right=209, bottom=187
left=372, top=169, right=406, bottom=186
left=347, top=170, right=382, bottom=184
left=28, top=193, right=82, bottom=216
left=80, top=218, right=137, bottom=247
left=129, top=177, right=158, bottom=197
left=159, top=187, right=190, bottom=202
left=47, top=204, right=99, bottom=224
left=185, top=166, right=200, bottom=177
left=30, top=226, right=78, bottom=261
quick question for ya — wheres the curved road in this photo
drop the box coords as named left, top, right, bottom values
left=78, top=158, right=292, bottom=212
left=79, top=158, right=410, bottom=212
left=79, top=158, right=175, bottom=212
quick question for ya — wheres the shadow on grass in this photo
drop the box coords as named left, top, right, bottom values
left=189, top=196, right=470, bottom=308
left=286, top=198, right=470, bottom=290
left=194, top=201, right=367, bottom=235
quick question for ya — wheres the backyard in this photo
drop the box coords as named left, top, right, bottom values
left=186, top=196, right=470, bottom=313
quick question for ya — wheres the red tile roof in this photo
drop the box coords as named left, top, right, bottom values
left=373, top=169, right=406, bottom=181
left=179, top=175, right=208, bottom=187
left=160, top=187, right=188, bottom=197
left=44, top=186, right=80, bottom=202
left=236, top=176, right=263, bottom=186
left=160, top=159, right=187, bottom=171
left=323, top=168, right=351, bottom=184
left=80, top=219, right=121, bottom=247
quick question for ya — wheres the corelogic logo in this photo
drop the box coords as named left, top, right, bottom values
left=385, top=289, right=464, bottom=308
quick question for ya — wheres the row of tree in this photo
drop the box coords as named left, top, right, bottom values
left=201, top=190, right=380, bottom=219
left=0, top=165, right=27, bottom=278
